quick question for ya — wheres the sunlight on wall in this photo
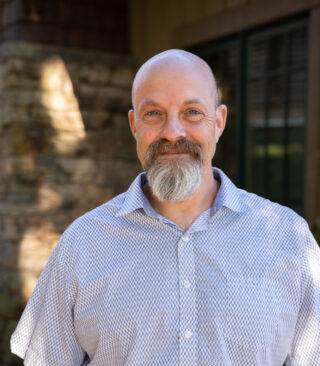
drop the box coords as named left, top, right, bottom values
left=18, top=225, right=60, bottom=302
left=41, top=57, right=86, bottom=154
left=18, top=56, right=87, bottom=299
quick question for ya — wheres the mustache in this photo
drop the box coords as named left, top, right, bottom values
left=144, top=138, right=203, bottom=169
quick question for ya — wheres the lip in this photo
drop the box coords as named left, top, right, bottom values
left=160, top=152, right=188, bottom=155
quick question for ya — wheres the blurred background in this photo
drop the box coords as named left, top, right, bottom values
left=0, top=0, right=319, bottom=364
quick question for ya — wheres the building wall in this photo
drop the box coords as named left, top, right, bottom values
left=130, top=0, right=253, bottom=63
left=0, top=42, right=139, bottom=365
left=0, top=2, right=137, bottom=363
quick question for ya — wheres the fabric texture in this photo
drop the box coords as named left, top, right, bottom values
left=11, top=168, right=320, bottom=365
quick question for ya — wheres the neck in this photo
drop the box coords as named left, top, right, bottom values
left=143, top=165, right=219, bottom=232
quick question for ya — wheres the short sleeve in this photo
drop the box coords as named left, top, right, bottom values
left=285, top=224, right=320, bottom=365
left=10, top=234, right=86, bottom=365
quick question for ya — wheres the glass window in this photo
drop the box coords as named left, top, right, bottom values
left=190, top=17, right=308, bottom=215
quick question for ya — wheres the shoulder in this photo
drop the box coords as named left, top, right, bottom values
left=64, top=192, right=127, bottom=236
left=56, top=191, right=128, bottom=255
left=240, top=188, right=303, bottom=222
left=236, top=188, right=310, bottom=251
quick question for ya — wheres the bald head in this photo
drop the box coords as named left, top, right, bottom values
left=131, top=49, right=219, bottom=109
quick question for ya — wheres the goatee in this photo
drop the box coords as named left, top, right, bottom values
left=143, top=139, right=204, bottom=203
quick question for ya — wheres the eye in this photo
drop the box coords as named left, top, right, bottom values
left=146, top=110, right=159, bottom=116
left=184, top=109, right=204, bottom=122
left=187, top=109, right=200, bottom=115
left=143, top=109, right=164, bottom=122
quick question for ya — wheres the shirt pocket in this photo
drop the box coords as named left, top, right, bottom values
left=224, top=277, right=282, bottom=349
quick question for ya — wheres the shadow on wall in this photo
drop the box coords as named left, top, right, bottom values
left=0, top=45, right=139, bottom=365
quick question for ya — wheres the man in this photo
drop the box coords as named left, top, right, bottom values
left=11, top=50, right=320, bottom=365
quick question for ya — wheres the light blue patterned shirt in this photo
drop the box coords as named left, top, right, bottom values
left=11, top=168, right=320, bottom=365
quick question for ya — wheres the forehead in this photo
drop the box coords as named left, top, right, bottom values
left=133, top=61, right=215, bottom=108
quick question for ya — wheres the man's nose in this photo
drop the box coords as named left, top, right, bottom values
left=159, top=113, right=186, bottom=141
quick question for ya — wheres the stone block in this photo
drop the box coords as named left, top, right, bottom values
left=81, top=109, right=112, bottom=130
left=77, top=63, right=111, bottom=85
left=3, top=57, right=42, bottom=80
left=7, top=124, right=49, bottom=156
left=4, top=271, right=23, bottom=294
left=8, top=182, right=36, bottom=204
left=113, top=112, right=133, bottom=140
left=58, top=157, right=96, bottom=183
left=41, top=57, right=74, bottom=94
left=0, top=105, right=30, bottom=127
left=50, top=129, right=86, bottom=156
left=110, top=65, right=135, bottom=88
left=0, top=201, right=40, bottom=217
left=0, top=240, right=19, bottom=268
left=77, top=84, right=131, bottom=110
left=2, top=319, right=23, bottom=366
left=17, top=226, right=59, bottom=274
left=84, top=184, right=113, bottom=206
left=49, top=109, right=86, bottom=133
left=3, top=156, right=36, bottom=175
left=0, top=292, right=21, bottom=318
left=96, top=159, right=140, bottom=192
left=2, top=217, right=23, bottom=240
left=72, top=157, right=96, bottom=183
left=37, top=182, right=63, bottom=211
left=19, top=271, right=39, bottom=302
left=41, top=90, right=79, bottom=112
left=4, top=90, right=43, bottom=108
left=114, top=139, right=137, bottom=161
left=3, top=73, right=40, bottom=90
left=84, top=128, right=116, bottom=158
left=9, top=124, right=27, bottom=156
left=30, top=106, right=54, bottom=125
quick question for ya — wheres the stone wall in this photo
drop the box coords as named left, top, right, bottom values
left=0, top=42, right=139, bottom=365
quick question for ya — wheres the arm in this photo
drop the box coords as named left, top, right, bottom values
left=285, top=224, right=320, bottom=365
left=11, top=234, right=86, bottom=365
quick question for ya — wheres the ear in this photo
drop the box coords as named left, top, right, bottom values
left=215, top=104, right=227, bottom=143
left=128, top=109, right=137, bottom=139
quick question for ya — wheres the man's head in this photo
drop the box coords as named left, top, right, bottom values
left=128, top=49, right=227, bottom=203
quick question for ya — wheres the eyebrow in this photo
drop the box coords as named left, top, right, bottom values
left=138, top=99, right=160, bottom=109
left=138, top=98, right=206, bottom=109
left=182, top=99, right=205, bottom=106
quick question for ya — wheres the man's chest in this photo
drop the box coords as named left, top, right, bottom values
left=70, top=235, right=300, bottom=365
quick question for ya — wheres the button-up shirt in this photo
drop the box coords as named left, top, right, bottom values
left=11, top=168, right=320, bottom=365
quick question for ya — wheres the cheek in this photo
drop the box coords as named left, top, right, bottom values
left=135, top=130, right=156, bottom=161
left=194, top=127, right=217, bottom=162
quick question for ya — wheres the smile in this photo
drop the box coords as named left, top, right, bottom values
left=160, top=152, right=189, bottom=156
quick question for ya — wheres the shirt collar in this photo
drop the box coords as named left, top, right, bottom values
left=116, top=167, right=247, bottom=217
left=115, top=172, right=156, bottom=217
left=212, top=167, right=247, bottom=213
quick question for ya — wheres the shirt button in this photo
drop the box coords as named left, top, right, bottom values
left=184, top=330, right=193, bottom=339
left=183, top=280, right=191, bottom=289
left=182, top=236, right=190, bottom=242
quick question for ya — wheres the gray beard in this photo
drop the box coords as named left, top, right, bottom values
left=146, top=156, right=203, bottom=203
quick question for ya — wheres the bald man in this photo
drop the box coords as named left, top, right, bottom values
left=11, top=50, right=320, bottom=366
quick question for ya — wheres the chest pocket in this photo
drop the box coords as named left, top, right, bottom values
left=224, top=277, right=284, bottom=348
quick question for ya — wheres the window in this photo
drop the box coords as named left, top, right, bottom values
left=190, top=17, right=308, bottom=214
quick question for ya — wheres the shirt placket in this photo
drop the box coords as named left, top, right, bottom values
left=177, top=234, right=197, bottom=365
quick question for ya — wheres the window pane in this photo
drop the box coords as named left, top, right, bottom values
left=194, top=41, right=240, bottom=183
left=288, top=71, right=306, bottom=212
left=247, top=21, right=308, bottom=214
left=191, top=18, right=308, bottom=214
